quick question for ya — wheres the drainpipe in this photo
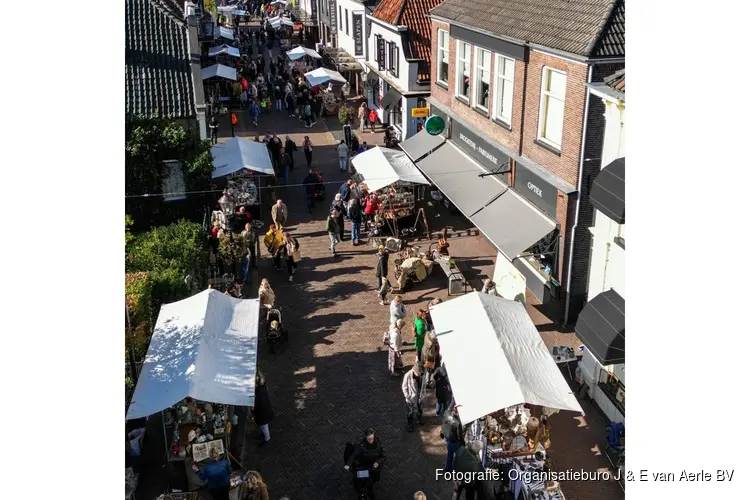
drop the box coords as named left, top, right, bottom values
left=563, top=64, right=593, bottom=326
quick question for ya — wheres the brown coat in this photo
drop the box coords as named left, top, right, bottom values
left=271, top=203, right=288, bottom=225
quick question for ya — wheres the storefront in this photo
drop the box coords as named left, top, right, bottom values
left=365, top=69, right=430, bottom=140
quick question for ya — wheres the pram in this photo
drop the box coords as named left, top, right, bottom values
left=265, top=308, right=287, bottom=353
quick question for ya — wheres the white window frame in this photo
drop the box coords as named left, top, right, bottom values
left=455, top=41, right=471, bottom=101
left=492, top=55, right=515, bottom=126
left=537, top=66, right=567, bottom=150
left=472, top=47, right=491, bottom=111
left=437, top=29, right=450, bottom=86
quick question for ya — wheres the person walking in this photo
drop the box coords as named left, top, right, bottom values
left=413, top=309, right=428, bottom=363
left=358, top=102, right=367, bottom=132
left=402, top=364, right=426, bottom=431
left=345, top=428, right=385, bottom=497
left=389, top=294, right=406, bottom=326
left=326, top=209, right=341, bottom=257
left=209, top=115, right=219, bottom=144
left=241, top=222, right=257, bottom=283
left=192, top=448, right=232, bottom=500
left=273, top=86, right=283, bottom=112
left=434, top=364, right=453, bottom=417
left=421, top=331, right=440, bottom=386
left=268, top=134, right=283, bottom=169
left=244, top=471, right=270, bottom=500
left=281, top=231, right=300, bottom=282
left=280, top=151, right=291, bottom=185
left=284, top=135, right=297, bottom=170
left=302, top=135, right=313, bottom=167
left=375, top=245, right=389, bottom=294
left=368, top=108, right=378, bottom=133
left=453, top=441, right=484, bottom=499
left=388, top=319, right=405, bottom=377
left=337, top=140, right=349, bottom=172
left=349, top=195, right=362, bottom=245
left=331, top=193, right=346, bottom=241
left=263, top=224, right=284, bottom=270
left=249, top=99, right=261, bottom=126
left=378, top=274, right=392, bottom=307
left=252, top=370, right=274, bottom=446
left=303, top=168, right=317, bottom=213
left=271, top=199, right=288, bottom=230
left=440, top=405, right=464, bottom=474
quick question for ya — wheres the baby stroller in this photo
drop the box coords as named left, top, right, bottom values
left=265, top=308, right=287, bottom=353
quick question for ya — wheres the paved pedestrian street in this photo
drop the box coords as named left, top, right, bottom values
left=224, top=106, right=624, bottom=500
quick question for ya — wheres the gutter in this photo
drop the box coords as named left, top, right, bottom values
left=563, top=64, right=594, bottom=327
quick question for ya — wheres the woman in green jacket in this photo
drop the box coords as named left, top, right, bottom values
left=413, top=309, right=428, bottom=363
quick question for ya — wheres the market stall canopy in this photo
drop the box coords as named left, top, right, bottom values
left=217, top=5, right=236, bottom=12
left=270, top=0, right=288, bottom=5
left=208, top=45, right=242, bottom=58
left=575, top=290, right=625, bottom=365
left=269, top=16, right=295, bottom=28
left=351, top=146, right=430, bottom=192
left=215, top=26, right=235, bottom=40
left=431, top=292, right=583, bottom=424
left=305, top=68, right=347, bottom=86
left=589, top=157, right=625, bottom=224
left=201, top=64, right=237, bottom=81
left=126, top=290, right=260, bottom=420
left=211, top=137, right=275, bottom=178
left=286, top=46, right=322, bottom=60
left=233, top=10, right=248, bottom=15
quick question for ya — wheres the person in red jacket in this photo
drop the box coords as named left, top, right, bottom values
left=368, top=108, right=378, bottom=133
left=364, top=193, right=380, bottom=228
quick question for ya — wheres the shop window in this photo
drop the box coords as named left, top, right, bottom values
left=537, top=67, right=567, bottom=150
left=388, top=42, right=399, bottom=77
left=338, top=6, right=342, bottom=29
left=345, top=9, right=349, bottom=35
left=520, top=229, right=559, bottom=280
left=455, top=41, right=471, bottom=101
left=393, top=98, right=403, bottom=130
left=493, top=55, right=515, bottom=125
left=437, top=30, right=450, bottom=85
left=416, top=98, right=427, bottom=108
left=599, top=368, right=625, bottom=414
left=473, top=47, right=491, bottom=111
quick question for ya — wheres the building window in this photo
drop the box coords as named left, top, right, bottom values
left=455, top=41, right=471, bottom=101
left=537, top=67, right=567, bottom=149
left=493, top=55, right=514, bottom=125
left=393, top=98, right=403, bottom=130
left=437, top=30, right=449, bottom=85
left=345, top=9, right=349, bottom=35
left=388, top=42, right=399, bottom=77
left=473, top=48, right=491, bottom=111
left=339, top=6, right=342, bottom=28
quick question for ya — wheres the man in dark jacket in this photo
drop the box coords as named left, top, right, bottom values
left=267, top=134, right=283, bottom=170
left=252, top=371, right=274, bottom=446
left=349, top=196, right=362, bottom=245
left=440, top=405, right=463, bottom=473
left=375, top=245, right=389, bottom=291
left=453, top=440, right=484, bottom=500
left=434, top=364, right=453, bottom=416
left=345, top=427, right=385, bottom=498
left=303, top=169, right=318, bottom=212
left=284, top=136, right=297, bottom=170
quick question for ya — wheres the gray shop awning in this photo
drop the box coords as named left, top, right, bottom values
left=381, top=88, right=402, bottom=110
left=416, top=141, right=504, bottom=216
left=590, top=157, right=625, bottom=224
left=575, top=290, right=625, bottom=365
left=399, top=129, right=446, bottom=162
left=471, top=190, right=556, bottom=259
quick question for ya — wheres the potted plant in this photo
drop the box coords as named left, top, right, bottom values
left=448, top=258, right=456, bottom=269
left=338, top=104, right=355, bottom=125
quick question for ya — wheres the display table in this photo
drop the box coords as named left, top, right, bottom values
left=434, top=256, right=466, bottom=295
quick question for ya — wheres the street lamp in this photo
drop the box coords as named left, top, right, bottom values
left=218, top=190, right=234, bottom=213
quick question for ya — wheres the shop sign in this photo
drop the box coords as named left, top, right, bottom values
left=429, top=107, right=449, bottom=137
left=353, top=14, right=364, bottom=56
left=514, top=161, right=558, bottom=218
left=411, top=107, right=429, bottom=118
left=451, top=119, right=509, bottom=182
left=329, top=0, right=337, bottom=32
left=311, top=0, right=318, bottom=21
left=377, top=37, right=386, bottom=70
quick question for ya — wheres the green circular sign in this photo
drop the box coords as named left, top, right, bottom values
left=424, top=115, right=446, bottom=136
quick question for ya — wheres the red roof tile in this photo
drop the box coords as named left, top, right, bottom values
left=372, top=0, right=444, bottom=74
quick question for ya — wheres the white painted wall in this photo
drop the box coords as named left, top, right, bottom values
left=299, top=0, right=314, bottom=16
left=334, top=0, right=363, bottom=58
left=366, top=17, right=415, bottom=92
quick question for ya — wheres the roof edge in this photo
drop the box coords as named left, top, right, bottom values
left=585, top=0, right=624, bottom=58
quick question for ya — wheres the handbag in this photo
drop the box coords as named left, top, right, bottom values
left=423, top=360, right=436, bottom=369
left=292, top=249, right=301, bottom=262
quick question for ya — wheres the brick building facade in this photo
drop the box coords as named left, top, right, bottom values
left=417, top=0, right=625, bottom=324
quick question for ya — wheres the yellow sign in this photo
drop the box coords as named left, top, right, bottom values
left=411, top=107, right=429, bottom=118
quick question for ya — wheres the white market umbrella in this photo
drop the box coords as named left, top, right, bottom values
left=211, top=137, right=275, bottom=178
left=351, top=146, right=430, bottom=192
left=270, top=0, right=288, bottom=5
left=215, top=26, right=235, bottom=41
left=304, top=67, right=347, bottom=87
left=201, top=64, right=237, bottom=81
left=431, top=292, right=584, bottom=424
left=269, top=16, right=295, bottom=28
left=286, top=46, right=322, bottom=60
left=208, top=45, right=241, bottom=58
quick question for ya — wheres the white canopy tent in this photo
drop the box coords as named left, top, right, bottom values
left=215, top=26, right=235, bottom=41
left=430, top=292, right=583, bottom=424
left=304, top=67, right=346, bottom=87
left=217, top=5, right=236, bottom=12
left=351, top=146, right=430, bottom=192
left=233, top=10, right=248, bottom=16
left=211, top=137, right=276, bottom=178
left=201, top=64, right=237, bottom=81
left=269, top=16, right=295, bottom=28
left=208, top=45, right=241, bottom=58
left=126, top=290, right=260, bottom=420
left=270, top=0, right=288, bottom=5
left=286, top=46, right=322, bottom=60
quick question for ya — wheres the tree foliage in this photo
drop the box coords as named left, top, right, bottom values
left=218, top=232, right=249, bottom=265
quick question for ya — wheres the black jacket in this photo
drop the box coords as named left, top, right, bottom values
left=375, top=251, right=389, bottom=278
left=303, top=173, right=317, bottom=194
left=454, top=445, right=483, bottom=476
left=441, top=411, right=463, bottom=443
left=284, top=139, right=297, bottom=154
left=252, top=382, right=274, bottom=425
left=433, top=365, right=452, bottom=404
left=347, top=437, right=385, bottom=468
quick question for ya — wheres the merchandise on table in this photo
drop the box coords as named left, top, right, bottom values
left=164, top=399, right=233, bottom=463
